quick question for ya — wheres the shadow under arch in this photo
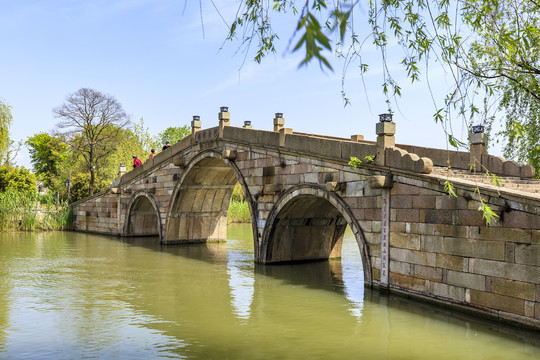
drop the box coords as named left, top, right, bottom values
left=123, top=191, right=162, bottom=239
left=260, top=184, right=372, bottom=285
left=164, top=149, right=256, bottom=244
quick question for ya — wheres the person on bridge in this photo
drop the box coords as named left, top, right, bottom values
left=132, top=155, right=142, bottom=168
left=148, top=149, right=156, bottom=159
left=162, top=141, right=170, bottom=150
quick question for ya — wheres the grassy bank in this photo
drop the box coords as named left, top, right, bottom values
left=228, top=200, right=250, bottom=223
left=0, top=189, right=73, bottom=231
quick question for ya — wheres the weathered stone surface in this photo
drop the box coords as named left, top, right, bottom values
left=514, top=244, right=540, bottom=266
left=469, top=226, right=532, bottom=243
left=390, top=248, right=437, bottom=267
left=470, top=290, right=525, bottom=315
left=431, top=282, right=466, bottom=302
left=503, top=210, right=540, bottom=230
left=436, top=254, right=464, bottom=271
left=389, top=260, right=412, bottom=276
left=491, top=277, right=536, bottom=301
left=469, top=258, right=540, bottom=284
left=390, top=272, right=426, bottom=292
left=368, top=175, right=394, bottom=189
left=447, top=270, right=486, bottom=291
left=424, top=209, right=454, bottom=225
left=414, top=265, right=442, bottom=281
left=390, top=232, right=421, bottom=250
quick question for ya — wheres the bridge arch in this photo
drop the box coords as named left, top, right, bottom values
left=164, top=149, right=256, bottom=244
left=260, top=185, right=372, bottom=284
left=123, top=191, right=162, bottom=238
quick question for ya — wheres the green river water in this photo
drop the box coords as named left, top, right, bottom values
left=0, top=225, right=539, bottom=359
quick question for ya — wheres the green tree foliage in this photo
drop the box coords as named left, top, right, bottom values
left=0, top=166, right=36, bottom=192
left=466, top=0, right=540, bottom=175
left=226, top=0, right=540, bottom=169
left=68, top=172, right=108, bottom=203
left=0, top=99, right=13, bottom=164
left=54, top=88, right=130, bottom=196
left=155, top=125, right=190, bottom=149
left=498, top=86, right=540, bottom=177
left=26, top=133, right=68, bottom=188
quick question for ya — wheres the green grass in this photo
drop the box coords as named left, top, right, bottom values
left=228, top=200, right=251, bottom=223
left=0, top=189, right=73, bottom=231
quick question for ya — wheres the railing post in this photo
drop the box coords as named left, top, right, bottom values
left=375, top=113, right=396, bottom=166
left=118, top=163, right=127, bottom=178
left=218, top=106, right=230, bottom=138
left=191, top=115, right=201, bottom=144
left=470, top=125, right=487, bottom=169
left=273, top=112, right=284, bottom=132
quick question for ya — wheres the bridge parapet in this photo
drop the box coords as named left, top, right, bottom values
left=398, top=143, right=535, bottom=178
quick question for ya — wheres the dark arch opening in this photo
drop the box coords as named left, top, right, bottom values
left=126, top=195, right=160, bottom=237
left=265, top=194, right=348, bottom=263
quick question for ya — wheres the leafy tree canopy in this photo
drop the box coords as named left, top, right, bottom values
left=26, top=133, right=68, bottom=188
left=155, top=126, right=190, bottom=149
left=0, top=166, right=36, bottom=193
left=0, top=99, right=13, bottom=164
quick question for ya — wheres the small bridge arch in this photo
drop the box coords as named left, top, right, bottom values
left=124, top=191, right=162, bottom=238
left=164, top=149, right=256, bottom=244
left=261, top=184, right=372, bottom=284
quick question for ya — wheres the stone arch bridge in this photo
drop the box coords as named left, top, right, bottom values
left=73, top=110, right=540, bottom=329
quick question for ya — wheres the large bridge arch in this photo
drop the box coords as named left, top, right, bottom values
left=124, top=191, right=162, bottom=238
left=164, top=149, right=257, bottom=244
left=260, top=185, right=372, bottom=285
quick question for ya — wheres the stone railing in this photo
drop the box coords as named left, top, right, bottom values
left=112, top=109, right=536, bottom=188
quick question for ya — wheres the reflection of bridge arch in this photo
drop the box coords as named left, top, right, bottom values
left=124, top=191, right=162, bottom=238
left=261, top=185, right=372, bottom=285
left=164, top=150, right=256, bottom=244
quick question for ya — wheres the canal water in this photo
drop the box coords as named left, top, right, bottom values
left=0, top=225, right=539, bottom=359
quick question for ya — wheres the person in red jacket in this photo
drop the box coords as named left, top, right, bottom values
left=132, top=155, right=142, bottom=168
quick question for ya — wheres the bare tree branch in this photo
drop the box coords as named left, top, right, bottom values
left=54, top=88, right=130, bottom=196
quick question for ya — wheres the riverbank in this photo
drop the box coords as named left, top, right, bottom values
left=0, top=189, right=73, bottom=231
left=227, top=200, right=250, bottom=223
left=1, top=190, right=247, bottom=231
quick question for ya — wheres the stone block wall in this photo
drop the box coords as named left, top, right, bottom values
left=73, top=192, right=125, bottom=234
left=74, top=156, right=187, bottom=237
left=382, top=175, right=540, bottom=328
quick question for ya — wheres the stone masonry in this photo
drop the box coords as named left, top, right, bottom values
left=73, top=110, right=540, bottom=329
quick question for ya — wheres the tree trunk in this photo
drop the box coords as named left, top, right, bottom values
left=89, top=166, right=94, bottom=196
left=89, top=148, right=95, bottom=196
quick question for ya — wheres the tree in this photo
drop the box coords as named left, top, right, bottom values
left=26, top=133, right=68, bottom=189
left=155, top=125, right=190, bottom=149
left=54, top=88, right=130, bottom=196
left=225, top=0, right=540, bottom=169
left=466, top=0, right=540, bottom=175
left=0, top=166, right=36, bottom=192
left=0, top=99, right=13, bottom=165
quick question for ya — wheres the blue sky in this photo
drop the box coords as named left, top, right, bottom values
left=0, top=0, right=485, bottom=169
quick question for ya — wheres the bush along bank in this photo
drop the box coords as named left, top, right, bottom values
left=0, top=189, right=73, bottom=231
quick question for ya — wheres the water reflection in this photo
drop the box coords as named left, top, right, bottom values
left=0, top=228, right=539, bottom=360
